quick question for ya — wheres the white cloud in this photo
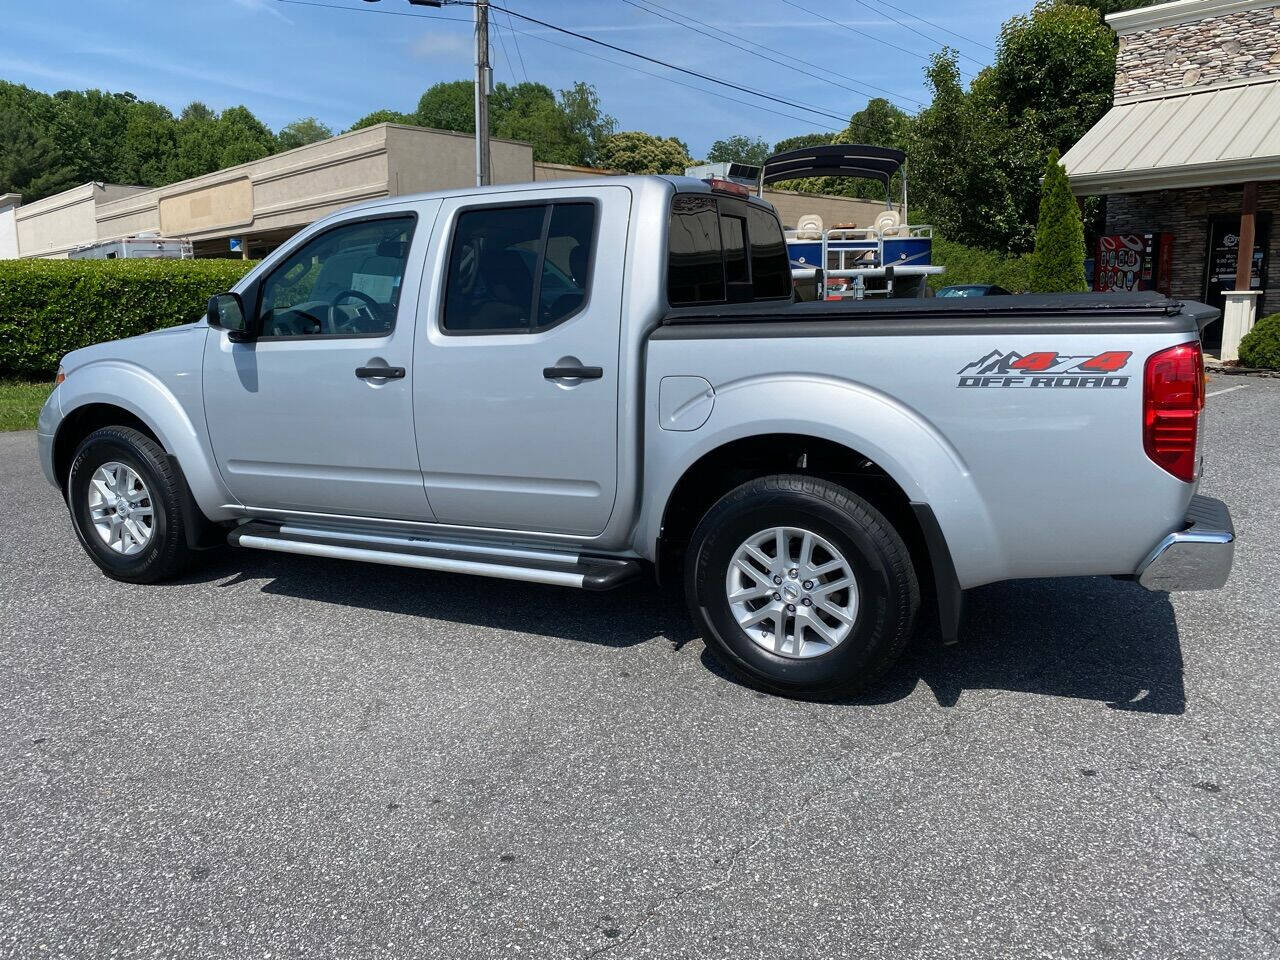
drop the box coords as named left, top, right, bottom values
left=230, top=0, right=294, bottom=25
left=410, top=31, right=470, bottom=61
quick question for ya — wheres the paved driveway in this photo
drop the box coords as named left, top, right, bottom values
left=2, top=379, right=1278, bottom=959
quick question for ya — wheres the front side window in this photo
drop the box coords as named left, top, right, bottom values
left=258, top=216, right=414, bottom=338
left=443, top=201, right=596, bottom=334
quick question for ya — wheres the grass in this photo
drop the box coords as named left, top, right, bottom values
left=0, top=378, right=54, bottom=432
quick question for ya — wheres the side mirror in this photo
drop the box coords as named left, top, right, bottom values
left=207, top=292, right=255, bottom=342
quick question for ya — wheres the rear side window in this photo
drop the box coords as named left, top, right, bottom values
left=443, top=201, right=596, bottom=334
left=747, top=205, right=791, bottom=299
left=666, top=195, right=791, bottom=306
left=667, top=195, right=724, bottom=306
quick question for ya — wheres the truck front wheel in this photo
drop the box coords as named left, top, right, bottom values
left=66, top=426, right=196, bottom=584
left=685, top=474, right=919, bottom=696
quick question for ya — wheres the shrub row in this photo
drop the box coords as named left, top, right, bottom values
left=1238, top=311, right=1280, bottom=370
left=0, top=258, right=256, bottom=377
left=929, top=239, right=1035, bottom=293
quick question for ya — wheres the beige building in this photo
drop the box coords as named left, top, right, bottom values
left=4, top=123, right=885, bottom=261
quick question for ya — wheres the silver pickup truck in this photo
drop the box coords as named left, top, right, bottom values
left=37, top=175, right=1235, bottom=695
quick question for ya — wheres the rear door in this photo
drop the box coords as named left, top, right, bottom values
left=412, top=186, right=630, bottom=536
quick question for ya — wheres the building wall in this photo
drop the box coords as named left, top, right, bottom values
left=16, top=183, right=148, bottom=258
left=0, top=195, right=19, bottom=260
left=387, top=124, right=532, bottom=195
left=1105, top=180, right=1280, bottom=303
left=1113, top=1, right=1280, bottom=100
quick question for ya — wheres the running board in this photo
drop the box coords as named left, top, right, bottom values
left=228, top=521, right=642, bottom=590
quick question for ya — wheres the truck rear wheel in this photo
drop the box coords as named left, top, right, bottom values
left=685, top=474, right=919, bottom=696
left=66, top=426, right=195, bottom=584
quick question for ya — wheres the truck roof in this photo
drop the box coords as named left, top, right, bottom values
left=331, top=174, right=776, bottom=218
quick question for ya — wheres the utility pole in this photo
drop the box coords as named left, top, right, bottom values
left=474, top=0, right=491, bottom=186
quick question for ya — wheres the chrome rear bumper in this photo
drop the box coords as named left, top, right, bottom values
left=1137, top=495, right=1235, bottom=592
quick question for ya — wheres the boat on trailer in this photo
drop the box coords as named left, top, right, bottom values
left=758, top=144, right=943, bottom=299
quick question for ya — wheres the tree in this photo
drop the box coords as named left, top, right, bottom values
left=346, top=109, right=416, bottom=132
left=596, top=131, right=691, bottom=174
left=555, top=82, right=615, bottom=167
left=1028, top=151, right=1087, bottom=292
left=416, top=80, right=475, bottom=132
left=118, top=100, right=177, bottom=186
left=214, top=106, right=276, bottom=167
left=845, top=97, right=910, bottom=149
left=277, top=117, right=333, bottom=151
left=907, top=51, right=1025, bottom=251
left=0, top=81, right=77, bottom=201
left=172, top=102, right=221, bottom=180
left=706, top=135, right=770, bottom=166
left=772, top=132, right=830, bottom=154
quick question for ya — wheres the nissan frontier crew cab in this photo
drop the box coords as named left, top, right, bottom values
left=37, top=175, right=1235, bottom=695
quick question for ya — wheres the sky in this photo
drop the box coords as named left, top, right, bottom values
left=1, top=0, right=1028, bottom=158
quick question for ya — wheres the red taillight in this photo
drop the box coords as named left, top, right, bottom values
left=1143, top=341, right=1204, bottom=482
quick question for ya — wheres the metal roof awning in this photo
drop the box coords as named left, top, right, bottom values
left=1062, top=77, right=1280, bottom=194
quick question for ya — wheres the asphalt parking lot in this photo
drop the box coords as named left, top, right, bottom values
left=2, top=378, right=1278, bottom=960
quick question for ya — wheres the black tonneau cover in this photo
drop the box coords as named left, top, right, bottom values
left=655, top=293, right=1218, bottom=340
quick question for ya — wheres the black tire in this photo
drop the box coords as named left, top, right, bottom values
left=685, top=474, right=919, bottom=696
left=66, top=425, right=195, bottom=584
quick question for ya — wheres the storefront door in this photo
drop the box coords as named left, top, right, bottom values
left=1203, top=213, right=1270, bottom=347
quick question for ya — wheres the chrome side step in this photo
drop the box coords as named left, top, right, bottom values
left=228, top=521, right=643, bottom=590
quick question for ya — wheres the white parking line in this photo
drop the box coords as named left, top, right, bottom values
left=1207, top=384, right=1250, bottom=397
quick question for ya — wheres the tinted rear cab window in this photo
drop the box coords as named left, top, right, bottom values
left=667, top=193, right=791, bottom=306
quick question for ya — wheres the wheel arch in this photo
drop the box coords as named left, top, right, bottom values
left=54, top=361, right=237, bottom=522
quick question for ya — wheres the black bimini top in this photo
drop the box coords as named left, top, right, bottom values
left=760, top=144, right=907, bottom=186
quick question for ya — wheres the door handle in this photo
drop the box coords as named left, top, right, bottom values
left=355, top=365, right=405, bottom=380
left=543, top=364, right=603, bottom=380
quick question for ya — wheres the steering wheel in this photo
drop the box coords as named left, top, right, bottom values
left=330, top=289, right=382, bottom=333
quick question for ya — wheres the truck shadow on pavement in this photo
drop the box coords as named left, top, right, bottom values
left=190, top=551, right=1185, bottom=715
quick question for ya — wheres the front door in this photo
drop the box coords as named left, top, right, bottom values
left=412, top=187, right=630, bottom=537
left=203, top=207, right=436, bottom=521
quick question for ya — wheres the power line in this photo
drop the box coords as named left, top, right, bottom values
left=846, top=0, right=988, bottom=67
left=272, top=0, right=844, bottom=132
left=499, top=18, right=844, bottom=131
left=491, top=16, right=516, bottom=81
left=774, top=0, right=976, bottom=81
left=628, top=0, right=924, bottom=108
left=617, top=0, right=922, bottom=111
left=873, top=0, right=993, bottom=52
left=502, top=4, right=529, bottom=83
left=484, top=3, right=856, bottom=126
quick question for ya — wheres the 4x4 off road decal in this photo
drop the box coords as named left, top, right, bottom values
left=957, top=350, right=1132, bottom=389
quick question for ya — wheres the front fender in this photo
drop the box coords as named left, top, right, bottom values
left=637, top=373, right=1007, bottom=588
left=56, top=360, right=239, bottom=521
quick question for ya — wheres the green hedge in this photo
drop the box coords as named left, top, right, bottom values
left=0, top=259, right=257, bottom=377
left=929, top=239, right=1035, bottom=293
left=1238, top=311, right=1280, bottom=370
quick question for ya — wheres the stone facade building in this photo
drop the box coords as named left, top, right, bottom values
left=1063, top=0, right=1280, bottom=358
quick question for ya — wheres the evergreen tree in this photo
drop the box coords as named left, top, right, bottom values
left=1029, top=151, right=1087, bottom=293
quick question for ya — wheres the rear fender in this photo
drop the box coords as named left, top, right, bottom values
left=638, top=373, right=1006, bottom=588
